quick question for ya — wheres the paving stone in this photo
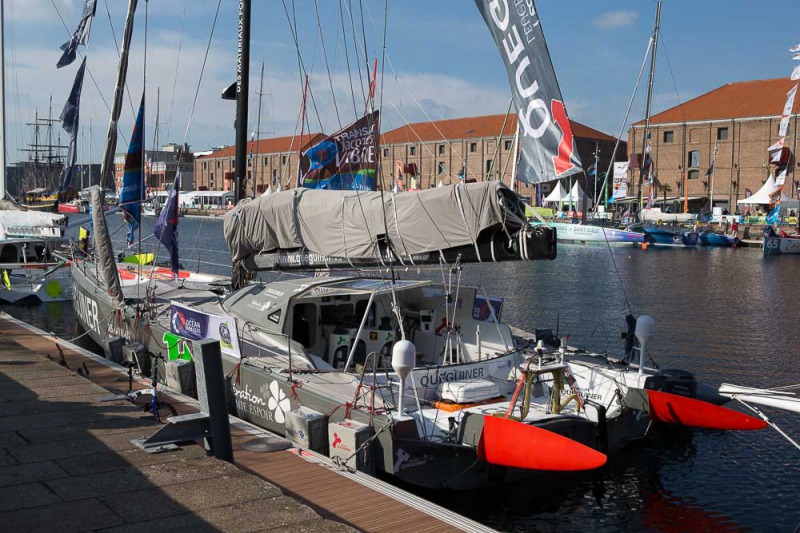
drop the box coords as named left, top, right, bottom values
left=98, top=512, right=225, bottom=533
left=0, top=402, right=155, bottom=433
left=56, top=445, right=208, bottom=476
left=46, top=466, right=155, bottom=501
left=0, top=497, right=123, bottom=532
left=0, top=368, right=75, bottom=382
left=0, top=376, right=80, bottom=394
left=0, top=460, right=69, bottom=487
left=0, top=382, right=105, bottom=401
left=0, top=482, right=61, bottom=512
left=139, top=456, right=242, bottom=487
left=196, top=495, right=322, bottom=531
left=8, top=428, right=151, bottom=464
left=264, top=518, right=358, bottom=532
left=0, top=393, right=104, bottom=417
left=19, top=415, right=154, bottom=444
left=103, top=472, right=283, bottom=516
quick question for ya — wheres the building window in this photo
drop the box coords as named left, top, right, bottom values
left=272, top=169, right=278, bottom=179
left=437, top=161, right=446, bottom=175
left=247, top=170, right=252, bottom=179
left=383, top=148, right=389, bottom=157
left=202, top=161, right=208, bottom=170
left=438, top=144, right=445, bottom=155
left=485, top=159, right=494, bottom=177
left=263, top=156, right=268, bottom=166
left=504, top=140, right=512, bottom=150
left=470, top=142, right=477, bottom=153
left=231, top=159, right=236, bottom=170
left=687, top=169, right=700, bottom=180
left=687, top=150, right=700, bottom=168
left=409, top=146, right=416, bottom=156
left=216, top=160, right=221, bottom=169
left=663, top=131, right=674, bottom=143
left=717, top=127, right=729, bottom=140
left=248, top=157, right=252, bottom=167
left=282, top=155, right=287, bottom=164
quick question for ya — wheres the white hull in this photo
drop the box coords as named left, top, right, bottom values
left=549, top=222, right=645, bottom=244
left=0, top=265, right=72, bottom=303
left=639, top=208, right=695, bottom=223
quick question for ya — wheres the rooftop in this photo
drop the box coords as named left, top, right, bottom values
left=635, top=78, right=800, bottom=125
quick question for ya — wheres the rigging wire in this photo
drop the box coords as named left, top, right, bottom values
left=164, top=0, right=188, bottom=143
left=337, top=0, right=359, bottom=117
left=103, top=0, right=137, bottom=120
left=313, top=0, right=342, bottom=128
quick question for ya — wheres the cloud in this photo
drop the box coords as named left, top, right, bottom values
left=6, top=0, right=75, bottom=23
left=592, top=11, right=639, bottom=29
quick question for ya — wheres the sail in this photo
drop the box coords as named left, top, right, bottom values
left=223, top=182, right=556, bottom=271
left=474, top=0, right=583, bottom=183
left=59, top=56, right=87, bottom=199
left=300, top=111, right=379, bottom=191
left=119, top=94, right=145, bottom=230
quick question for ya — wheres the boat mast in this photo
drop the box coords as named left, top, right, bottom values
left=234, top=0, right=251, bottom=204
left=99, top=0, right=138, bottom=192
left=0, top=0, right=5, bottom=200
left=637, top=0, right=661, bottom=213
left=254, top=61, right=264, bottom=198
left=709, top=141, right=718, bottom=213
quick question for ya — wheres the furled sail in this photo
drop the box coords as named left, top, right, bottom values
left=223, top=182, right=556, bottom=271
left=474, top=0, right=582, bottom=183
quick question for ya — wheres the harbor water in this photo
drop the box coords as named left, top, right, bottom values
left=3, top=214, right=798, bottom=531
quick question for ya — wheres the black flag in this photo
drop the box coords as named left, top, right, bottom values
left=59, top=57, right=87, bottom=194
left=57, top=0, right=97, bottom=68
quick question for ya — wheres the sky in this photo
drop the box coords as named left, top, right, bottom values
left=3, top=0, right=800, bottom=165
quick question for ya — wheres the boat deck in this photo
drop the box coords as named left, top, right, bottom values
left=0, top=312, right=492, bottom=533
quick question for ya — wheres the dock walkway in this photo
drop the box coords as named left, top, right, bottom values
left=0, top=313, right=491, bottom=533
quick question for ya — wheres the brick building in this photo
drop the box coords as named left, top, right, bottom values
left=627, top=78, right=800, bottom=212
left=193, top=114, right=624, bottom=203
left=114, top=142, right=194, bottom=192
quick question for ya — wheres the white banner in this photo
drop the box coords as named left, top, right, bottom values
left=611, top=162, right=630, bottom=201
left=169, top=301, right=241, bottom=359
left=792, top=65, right=800, bottom=81
left=776, top=167, right=788, bottom=187
left=778, top=85, right=797, bottom=137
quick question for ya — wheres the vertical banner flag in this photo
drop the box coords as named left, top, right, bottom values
left=778, top=84, right=797, bottom=137
left=300, top=110, right=379, bottom=191
left=57, top=0, right=97, bottom=68
left=474, top=0, right=582, bottom=184
left=59, top=56, right=87, bottom=195
left=610, top=162, right=629, bottom=202
left=776, top=166, right=788, bottom=187
left=120, top=94, right=145, bottom=245
left=154, top=173, right=181, bottom=277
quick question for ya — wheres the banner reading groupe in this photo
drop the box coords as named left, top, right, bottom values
left=169, top=301, right=241, bottom=358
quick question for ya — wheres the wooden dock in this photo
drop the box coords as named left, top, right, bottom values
left=0, top=312, right=494, bottom=533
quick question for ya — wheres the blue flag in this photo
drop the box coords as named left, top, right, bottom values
left=120, top=94, right=145, bottom=225
left=154, top=173, right=180, bottom=277
left=59, top=57, right=87, bottom=195
left=766, top=203, right=780, bottom=226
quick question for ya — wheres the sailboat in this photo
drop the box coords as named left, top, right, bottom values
left=0, top=1, right=72, bottom=303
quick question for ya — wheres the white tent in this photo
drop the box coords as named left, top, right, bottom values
left=737, top=175, right=799, bottom=210
left=543, top=181, right=568, bottom=203
left=565, top=181, right=593, bottom=209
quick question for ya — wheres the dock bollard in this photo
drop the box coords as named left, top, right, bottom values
left=193, top=339, right=234, bottom=463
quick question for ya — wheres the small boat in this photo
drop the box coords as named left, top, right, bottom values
left=698, top=231, right=738, bottom=247
left=628, top=222, right=699, bottom=247
left=536, top=221, right=645, bottom=245
left=638, top=207, right=696, bottom=223
left=763, top=234, right=800, bottom=255
left=20, top=188, right=59, bottom=212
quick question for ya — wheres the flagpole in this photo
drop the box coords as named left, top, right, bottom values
left=709, top=140, right=718, bottom=213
